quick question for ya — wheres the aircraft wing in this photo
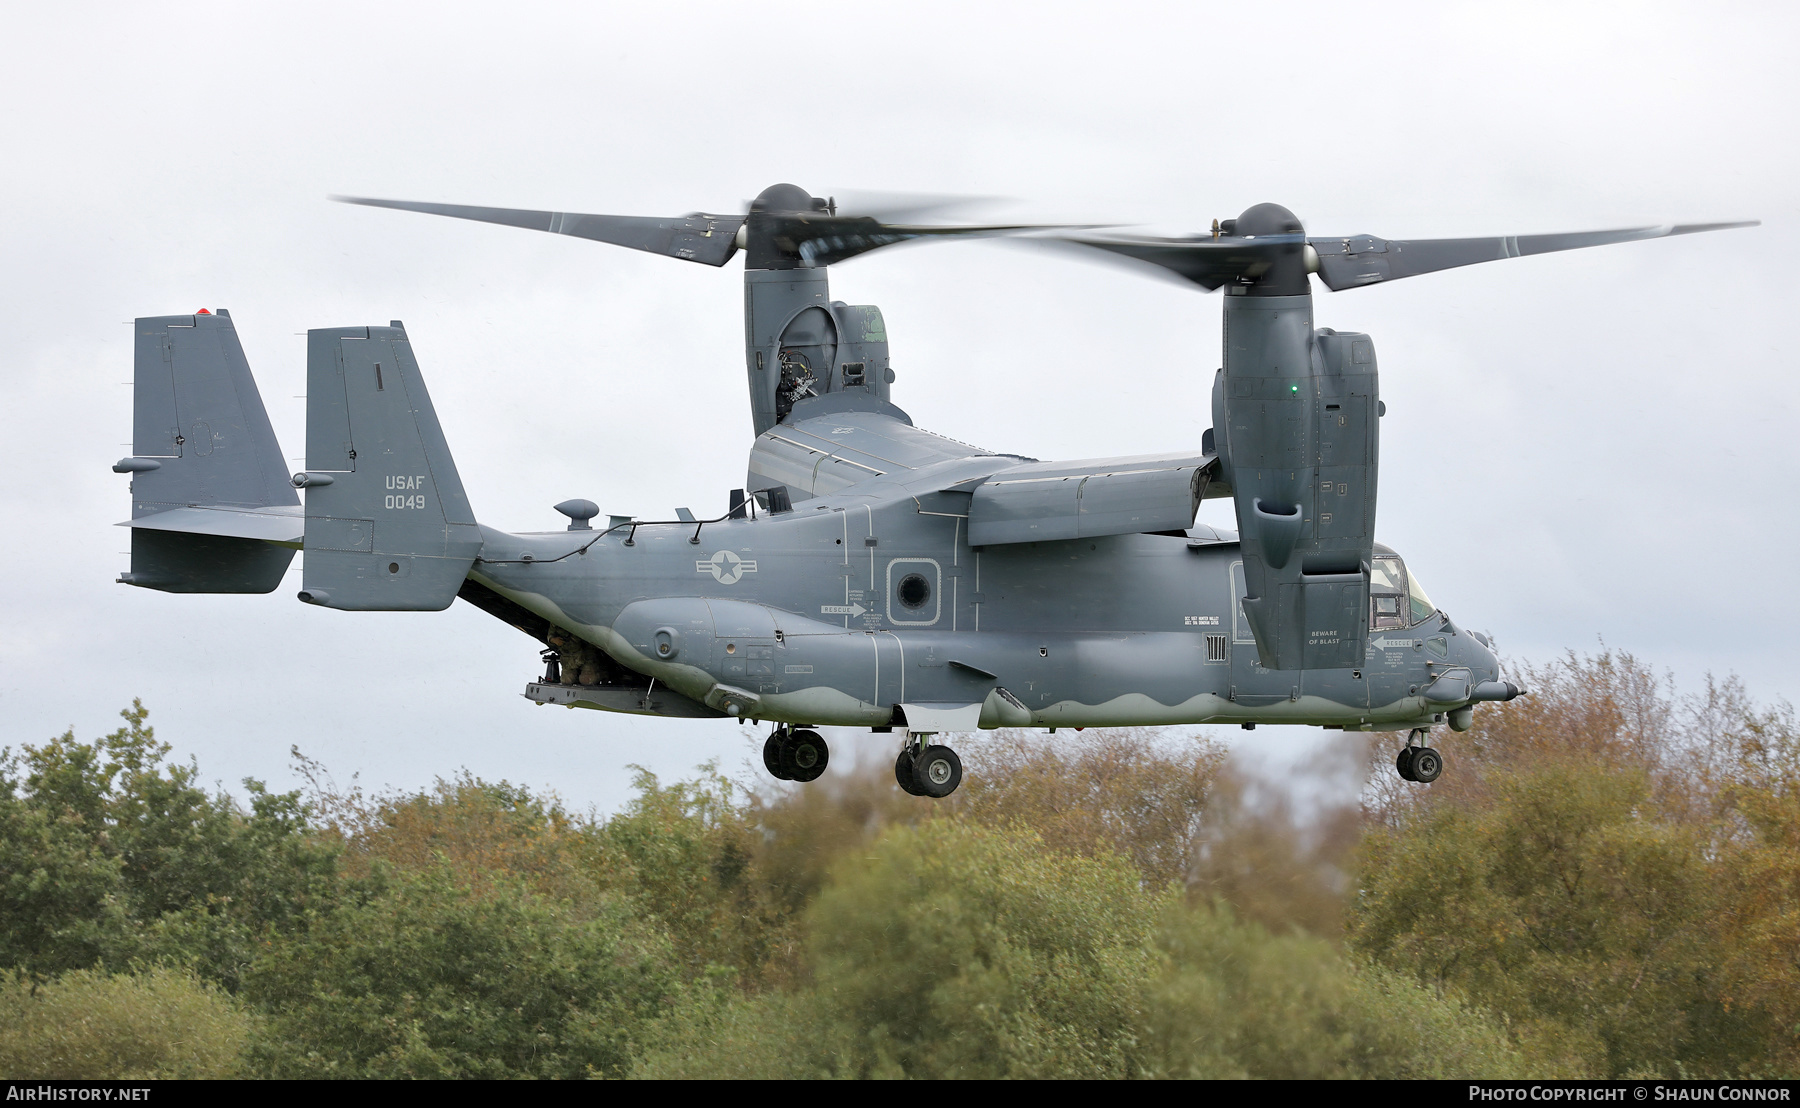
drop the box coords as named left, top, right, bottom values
left=748, top=398, right=1225, bottom=546
left=967, top=452, right=1221, bottom=545
left=748, top=400, right=1010, bottom=499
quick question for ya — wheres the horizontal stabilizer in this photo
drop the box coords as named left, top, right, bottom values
left=118, top=531, right=294, bottom=594
left=122, top=504, right=303, bottom=544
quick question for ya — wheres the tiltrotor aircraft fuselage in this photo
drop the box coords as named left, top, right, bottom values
left=113, top=185, right=1753, bottom=795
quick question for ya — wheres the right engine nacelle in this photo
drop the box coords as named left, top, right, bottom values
left=1213, top=299, right=1381, bottom=670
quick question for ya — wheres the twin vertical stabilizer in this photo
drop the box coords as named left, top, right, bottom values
left=296, top=324, right=480, bottom=611
left=115, top=312, right=480, bottom=609
left=116, top=311, right=300, bottom=593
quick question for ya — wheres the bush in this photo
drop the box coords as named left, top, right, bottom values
left=804, top=821, right=1165, bottom=1078
left=1147, top=903, right=1519, bottom=1078
left=954, top=728, right=1226, bottom=890
left=242, top=863, right=679, bottom=1078
left=0, top=966, right=248, bottom=1079
left=641, top=820, right=1164, bottom=1079
left=639, top=819, right=1519, bottom=1080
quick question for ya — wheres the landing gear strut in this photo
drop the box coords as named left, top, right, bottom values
left=1395, top=728, right=1443, bottom=784
left=763, top=726, right=829, bottom=783
left=894, top=732, right=963, bottom=798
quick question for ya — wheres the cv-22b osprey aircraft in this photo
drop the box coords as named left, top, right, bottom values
left=113, top=184, right=1755, bottom=796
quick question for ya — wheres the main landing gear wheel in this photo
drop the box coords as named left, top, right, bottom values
left=912, top=744, right=963, bottom=799
left=765, top=727, right=829, bottom=783
left=894, top=748, right=923, bottom=796
left=1396, top=746, right=1418, bottom=782
left=780, top=728, right=829, bottom=783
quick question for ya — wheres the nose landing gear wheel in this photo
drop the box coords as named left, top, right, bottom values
left=912, top=744, right=963, bottom=799
left=1410, top=746, right=1443, bottom=783
left=1394, top=728, right=1444, bottom=784
left=780, top=728, right=829, bottom=783
left=1396, top=746, right=1418, bottom=782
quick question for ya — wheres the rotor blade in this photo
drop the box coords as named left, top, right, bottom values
left=769, top=215, right=1062, bottom=268
left=331, top=196, right=745, bottom=266
left=1050, top=233, right=1302, bottom=291
left=1310, top=221, right=1759, bottom=291
left=825, top=189, right=1008, bottom=223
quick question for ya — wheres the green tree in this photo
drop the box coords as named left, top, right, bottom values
left=1147, top=903, right=1519, bottom=1078
left=955, top=728, right=1227, bottom=890
left=642, top=820, right=1164, bottom=1079
left=243, top=863, right=679, bottom=1078
left=1352, top=758, right=1760, bottom=1076
left=1352, top=651, right=1800, bottom=1077
left=597, top=765, right=762, bottom=977
left=1715, top=701, right=1800, bottom=1072
left=0, top=702, right=336, bottom=985
left=806, top=821, right=1164, bottom=1078
left=639, top=820, right=1521, bottom=1080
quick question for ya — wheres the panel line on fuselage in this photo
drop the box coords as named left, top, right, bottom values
left=952, top=516, right=961, bottom=631
left=885, top=631, right=906, bottom=704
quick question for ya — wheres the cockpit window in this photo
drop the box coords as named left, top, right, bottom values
left=1407, top=568, right=1436, bottom=624
left=1370, top=556, right=1406, bottom=630
left=1370, top=557, right=1405, bottom=595
left=1370, top=555, right=1438, bottom=629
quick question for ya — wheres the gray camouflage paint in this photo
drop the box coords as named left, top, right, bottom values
left=118, top=188, right=1756, bottom=748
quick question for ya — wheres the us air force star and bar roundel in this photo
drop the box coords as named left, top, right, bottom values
left=697, top=550, right=757, bottom=584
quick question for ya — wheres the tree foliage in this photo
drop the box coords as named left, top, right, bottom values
left=953, top=728, right=1227, bottom=889
left=636, top=821, right=1519, bottom=1079
left=0, top=701, right=334, bottom=987
left=4, top=668, right=1797, bottom=1079
left=0, top=966, right=248, bottom=1079
left=242, top=864, right=676, bottom=1078
left=1352, top=650, right=1800, bottom=1077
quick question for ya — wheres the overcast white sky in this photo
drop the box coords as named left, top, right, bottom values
left=1, top=1, right=1794, bottom=813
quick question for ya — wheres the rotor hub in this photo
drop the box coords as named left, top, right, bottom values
left=1234, top=202, right=1304, bottom=238
left=749, top=182, right=822, bottom=215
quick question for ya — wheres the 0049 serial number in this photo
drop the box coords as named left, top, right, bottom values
left=384, top=474, right=429, bottom=509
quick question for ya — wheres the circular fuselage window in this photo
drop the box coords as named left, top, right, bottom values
left=897, top=573, right=931, bottom=610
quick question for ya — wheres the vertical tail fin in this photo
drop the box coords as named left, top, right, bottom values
left=115, top=311, right=301, bottom=593
left=297, top=322, right=480, bottom=611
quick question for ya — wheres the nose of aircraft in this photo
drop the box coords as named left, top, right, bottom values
left=1461, top=629, right=1526, bottom=701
